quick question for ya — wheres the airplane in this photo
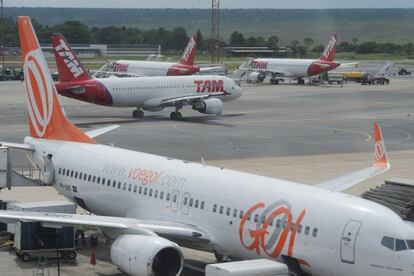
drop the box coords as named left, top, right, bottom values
left=238, top=34, right=341, bottom=85
left=1, top=17, right=413, bottom=276
left=51, top=33, right=242, bottom=120
left=95, top=35, right=220, bottom=77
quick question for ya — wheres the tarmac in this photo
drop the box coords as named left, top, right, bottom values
left=1, top=73, right=414, bottom=275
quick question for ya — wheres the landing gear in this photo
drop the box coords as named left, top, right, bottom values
left=270, top=78, right=280, bottom=85
left=297, top=78, right=305, bottom=85
left=132, top=109, right=144, bottom=118
left=215, top=252, right=231, bottom=263
left=170, top=112, right=182, bottom=120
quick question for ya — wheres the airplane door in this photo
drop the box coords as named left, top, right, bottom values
left=170, top=190, right=180, bottom=212
left=340, top=220, right=362, bottom=264
left=181, top=192, right=190, bottom=215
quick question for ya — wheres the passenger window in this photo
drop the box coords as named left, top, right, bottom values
left=261, top=215, right=266, bottom=224
left=276, top=219, right=281, bottom=228
left=406, top=240, right=414, bottom=250
left=112, top=180, right=116, bottom=188
left=128, top=184, right=132, bottom=192
left=59, top=168, right=62, bottom=174
left=133, top=185, right=137, bottom=193
left=173, top=194, right=177, bottom=203
left=219, top=206, right=224, bottom=214
left=149, top=189, right=153, bottom=196
left=84, top=174, right=87, bottom=181
left=75, top=172, right=78, bottom=178
left=254, top=214, right=259, bottom=223
left=102, top=178, right=105, bottom=185
left=117, top=182, right=121, bottom=189
left=79, top=172, right=83, bottom=179
left=226, top=208, right=231, bottom=216
left=88, top=175, right=91, bottom=182
left=139, top=186, right=143, bottom=194
left=201, top=201, right=205, bottom=210
left=312, top=228, right=318, bottom=237
left=160, top=191, right=164, bottom=199
left=298, top=224, right=303, bottom=234
left=396, top=239, right=407, bottom=251
left=233, top=209, right=237, bottom=217
left=189, top=199, right=194, bottom=207
left=144, top=188, right=148, bottom=195
left=166, top=193, right=170, bottom=201
left=66, top=170, right=69, bottom=176
left=283, top=221, right=288, bottom=230
left=239, top=210, right=244, bottom=219
left=194, top=200, right=199, bottom=208
left=70, top=171, right=74, bottom=177
left=92, top=176, right=96, bottom=183
left=154, top=190, right=158, bottom=198
left=381, top=236, right=395, bottom=251
left=183, top=198, right=188, bottom=205
left=305, top=226, right=310, bottom=236
left=96, top=177, right=100, bottom=184
left=213, top=204, right=217, bottom=212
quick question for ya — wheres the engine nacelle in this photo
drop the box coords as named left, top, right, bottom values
left=193, top=98, right=223, bottom=115
left=110, top=235, right=183, bottom=276
left=247, top=72, right=266, bottom=83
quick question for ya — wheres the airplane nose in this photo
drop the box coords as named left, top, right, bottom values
left=234, top=86, right=242, bottom=99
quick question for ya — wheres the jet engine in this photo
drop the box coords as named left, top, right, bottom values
left=192, top=98, right=223, bottom=115
left=247, top=72, right=266, bottom=83
left=110, top=235, right=183, bottom=276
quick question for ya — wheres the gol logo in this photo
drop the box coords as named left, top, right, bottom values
left=24, top=49, right=54, bottom=138
left=239, top=200, right=306, bottom=259
left=375, top=141, right=385, bottom=161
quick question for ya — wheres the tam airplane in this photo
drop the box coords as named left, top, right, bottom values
left=239, top=34, right=341, bottom=84
left=2, top=17, right=414, bottom=276
left=96, top=35, right=218, bottom=77
left=51, top=34, right=241, bottom=119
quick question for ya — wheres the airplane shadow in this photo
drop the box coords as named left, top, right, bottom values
left=73, top=113, right=246, bottom=129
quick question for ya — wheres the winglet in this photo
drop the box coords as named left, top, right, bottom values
left=373, top=122, right=389, bottom=169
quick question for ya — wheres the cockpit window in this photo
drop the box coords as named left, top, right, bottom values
left=406, top=240, right=414, bottom=250
left=381, top=236, right=394, bottom=251
left=396, top=239, right=407, bottom=251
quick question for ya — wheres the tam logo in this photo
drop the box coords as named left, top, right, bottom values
left=114, top=63, right=129, bottom=72
left=194, top=80, right=224, bottom=93
left=239, top=200, right=308, bottom=264
left=322, top=35, right=337, bottom=60
left=251, top=60, right=269, bottom=69
left=54, top=39, right=84, bottom=78
left=182, top=36, right=196, bottom=63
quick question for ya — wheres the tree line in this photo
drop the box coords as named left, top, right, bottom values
left=1, top=17, right=414, bottom=56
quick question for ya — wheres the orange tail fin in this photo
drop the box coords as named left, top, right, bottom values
left=18, top=16, right=95, bottom=144
left=320, top=33, right=337, bottom=62
left=179, top=35, right=197, bottom=66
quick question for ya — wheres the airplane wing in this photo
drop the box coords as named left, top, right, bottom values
left=0, top=211, right=210, bottom=242
left=85, top=125, right=120, bottom=139
left=199, top=66, right=224, bottom=73
left=338, top=62, right=359, bottom=69
left=144, top=92, right=229, bottom=108
left=316, top=123, right=390, bottom=192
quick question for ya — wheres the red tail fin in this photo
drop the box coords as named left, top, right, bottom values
left=179, top=35, right=197, bottom=65
left=51, top=33, right=90, bottom=82
left=320, top=33, right=337, bottom=62
left=18, top=16, right=95, bottom=144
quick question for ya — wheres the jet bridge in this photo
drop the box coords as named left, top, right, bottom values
left=0, top=146, right=43, bottom=190
left=361, top=178, right=414, bottom=222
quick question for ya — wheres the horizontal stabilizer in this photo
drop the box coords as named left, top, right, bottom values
left=85, top=125, right=120, bottom=139
left=0, top=142, right=34, bottom=151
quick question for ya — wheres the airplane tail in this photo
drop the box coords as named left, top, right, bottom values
left=179, top=35, right=197, bottom=65
left=320, top=33, right=337, bottom=62
left=18, top=16, right=95, bottom=144
left=51, top=33, right=91, bottom=82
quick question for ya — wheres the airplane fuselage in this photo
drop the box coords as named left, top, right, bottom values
left=113, top=60, right=200, bottom=77
left=26, top=137, right=414, bottom=276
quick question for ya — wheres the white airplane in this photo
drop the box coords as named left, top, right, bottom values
left=1, top=17, right=413, bottom=276
left=51, top=34, right=241, bottom=120
left=92, top=34, right=217, bottom=77
left=238, top=34, right=341, bottom=85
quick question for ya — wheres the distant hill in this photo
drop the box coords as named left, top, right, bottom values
left=5, top=8, right=414, bottom=44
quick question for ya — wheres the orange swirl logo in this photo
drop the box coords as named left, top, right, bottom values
left=24, top=49, right=54, bottom=138
left=375, top=141, right=385, bottom=161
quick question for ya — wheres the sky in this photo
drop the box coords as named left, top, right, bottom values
left=6, top=0, right=414, bottom=9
